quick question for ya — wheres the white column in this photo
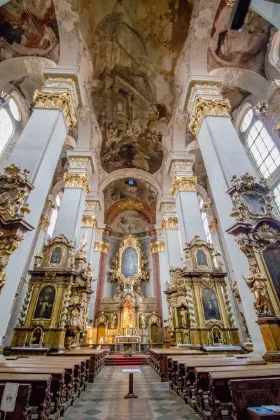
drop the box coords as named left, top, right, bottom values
left=187, top=82, right=265, bottom=354
left=160, top=201, right=183, bottom=268
left=79, top=199, right=101, bottom=326
left=168, top=153, right=206, bottom=244
left=54, top=151, right=93, bottom=245
left=0, top=72, right=81, bottom=344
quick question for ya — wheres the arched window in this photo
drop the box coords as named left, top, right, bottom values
left=198, top=195, right=212, bottom=243
left=240, top=108, right=280, bottom=179
left=0, top=108, right=14, bottom=154
left=47, top=195, right=61, bottom=237
left=0, top=92, right=22, bottom=158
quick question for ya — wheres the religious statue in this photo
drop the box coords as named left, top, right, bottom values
left=168, top=308, right=174, bottom=332
left=139, top=313, right=146, bottom=329
left=245, top=266, right=270, bottom=315
left=179, top=307, right=188, bottom=329
left=213, top=328, right=223, bottom=345
left=109, top=312, right=118, bottom=329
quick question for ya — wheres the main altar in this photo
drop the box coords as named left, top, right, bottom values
left=94, top=236, right=162, bottom=345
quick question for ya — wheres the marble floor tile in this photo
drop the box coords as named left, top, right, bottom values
left=63, top=365, right=199, bottom=420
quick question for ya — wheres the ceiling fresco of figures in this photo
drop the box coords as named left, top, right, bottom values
left=80, top=0, right=193, bottom=173
left=109, top=210, right=150, bottom=236
left=0, top=0, right=59, bottom=62
left=103, top=178, right=157, bottom=214
left=208, top=3, right=271, bottom=75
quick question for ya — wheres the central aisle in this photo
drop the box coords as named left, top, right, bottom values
left=64, top=365, right=198, bottom=420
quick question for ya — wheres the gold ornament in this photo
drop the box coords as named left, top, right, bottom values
left=82, top=215, right=98, bottom=228
left=39, top=214, right=50, bottom=231
left=172, top=176, right=197, bottom=196
left=117, top=199, right=144, bottom=211
left=94, top=241, right=109, bottom=253
left=151, top=241, right=165, bottom=253
left=64, top=173, right=90, bottom=194
left=0, top=233, right=23, bottom=293
left=224, top=0, right=235, bottom=6
left=162, top=216, right=179, bottom=230
left=0, top=164, right=31, bottom=220
left=209, top=218, right=218, bottom=232
left=188, top=98, right=231, bottom=135
left=33, top=90, right=76, bottom=129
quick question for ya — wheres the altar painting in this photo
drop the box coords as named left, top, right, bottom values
left=121, top=247, right=138, bottom=278
left=34, top=285, right=56, bottom=319
left=202, top=288, right=221, bottom=321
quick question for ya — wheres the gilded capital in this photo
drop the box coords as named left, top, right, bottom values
left=225, top=0, right=235, bottom=5
left=33, top=90, right=77, bottom=129
left=162, top=216, right=179, bottom=230
left=94, top=241, right=109, bottom=253
left=82, top=215, right=98, bottom=228
left=188, top=98, right=231, bottom=136
left=172, top=176, right=197, bottom=196
left=151, top=241, right=165, bottom=253
left=64, top=173, right=90, bottom=194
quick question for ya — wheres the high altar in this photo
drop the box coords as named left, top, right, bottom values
left=94, top=236, right=161, bottom=344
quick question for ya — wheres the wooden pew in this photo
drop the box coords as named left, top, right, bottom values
left=208, top=368, right=280, bottom=420
left=228, top=377, right=280, bottom=420
left=0, top=366, right=66, bottom=417
left=169, top=356, right=265, bottom=408
left=195, top=364, right=278, bottom=418
left=0, top=373, right=52, bottom=420
left=3, top=358, right=84, bottom=399
left=0, top=383, right=32, bottom=420
left=48, top=350, right=106, bottom=382
left=150, top=349, right=204, bottom=381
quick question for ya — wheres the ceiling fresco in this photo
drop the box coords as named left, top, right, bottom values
left=109, top=209, right=150, bottom=236
left=0, top=0, right=59, bottom=62
left=80, top=0, right=193, bottom=174
left=208, top=3, right=271, bottom=75
left=103, top=178, right=157, bottom=214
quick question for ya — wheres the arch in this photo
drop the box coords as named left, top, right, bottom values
left=210, top=67, right=269, bottom=100
left=105, top=199, right=156, bottom=225
left=0, top=57, right=57, bottom=87
left=99, top=169, right=162, bottom=197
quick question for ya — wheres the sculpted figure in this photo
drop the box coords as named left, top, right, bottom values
left=139, top=313, right=146, bottom=329
left=246, top=266, right=270, bottom=315
left=180, top=307, right=188, bottom=329
left=168, top=308, right=174, bottom=332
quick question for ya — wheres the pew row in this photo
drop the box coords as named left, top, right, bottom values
left=0, top=383, right=32, bottom=420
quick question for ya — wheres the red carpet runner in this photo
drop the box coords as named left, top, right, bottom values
left=105, top=355, right=150, bottom=366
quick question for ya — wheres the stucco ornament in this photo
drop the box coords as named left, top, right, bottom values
left=191, top=8, right=214, bottom=40
left=23, top=57, right=47, bottom=75
left=55, top=0, right=79, bottom=35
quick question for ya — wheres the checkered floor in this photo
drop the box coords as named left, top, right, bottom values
left=63, top=365, right=199, bottom=420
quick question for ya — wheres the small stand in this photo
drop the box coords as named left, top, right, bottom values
left=122, top=369, right=141, bottom=399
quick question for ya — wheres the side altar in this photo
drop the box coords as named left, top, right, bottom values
left=164, top=236, right=241, bottom=348
left=11, top=234, right=94, bottom=351
left=94, top=236, right=162, bottom=344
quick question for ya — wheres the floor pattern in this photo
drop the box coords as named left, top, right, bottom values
left=64, top=365, right=199, bottom=420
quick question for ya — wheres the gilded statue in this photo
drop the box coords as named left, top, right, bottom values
left=179, top=307, right=189, bottom=329
left=168, top=308, right=174, bottom=332
left=139, top=313, right=146, bottom=329
left=109, top=312, right=118, bottom=329
left=245, top=266, right=270, bottom=315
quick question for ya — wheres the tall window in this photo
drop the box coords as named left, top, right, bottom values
left=198, top=195, right=212, bottom=243
left=47, top=195, right=61, bottom=237
left=240, top=108, right=280, bottom=179
left=0, top=94, right=22, bottom=157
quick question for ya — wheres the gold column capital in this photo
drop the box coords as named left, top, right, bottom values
left=82, top=215, right=98, bottom=228
left=151, top=241, right=165, bottom=253
left=161, top=216, right=179, bottom=230
left=40, top=214, right=50, bottom=231
left=188, top=98, right=231, bottom=136
left=172, top=175, right=197, bottom=197
left=33, top=90, right=77, bottom=129
left=64, top=172, right=90, bottom=194
left=94, top=241, right=109, bottom=253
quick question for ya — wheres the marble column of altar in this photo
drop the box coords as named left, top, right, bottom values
left=0, top=72, right=81, bottom=345
left=187, top=79, right=265, bottom=354
left=79, top=199, right=101, bottom=325
left=94, top=228, right=109, bottom=318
